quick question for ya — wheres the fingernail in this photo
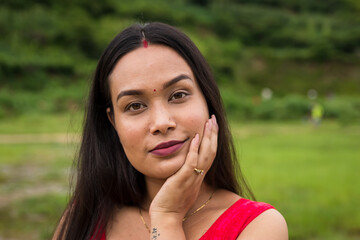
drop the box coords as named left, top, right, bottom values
left=211, top=114, right=216, bottom=125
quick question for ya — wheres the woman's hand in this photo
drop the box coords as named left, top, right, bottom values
left=148, top=115, right=218, bottom=239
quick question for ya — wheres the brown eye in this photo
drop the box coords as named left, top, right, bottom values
left=170, top=92, right=187, bottom=101
left=127, top=102, right=145, bottom=111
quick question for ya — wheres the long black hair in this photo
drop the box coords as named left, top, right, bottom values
left=56, top=22, right=254, bottom=240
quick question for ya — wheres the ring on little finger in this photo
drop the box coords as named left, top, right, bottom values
left=194, top=168, right=205, bottom=175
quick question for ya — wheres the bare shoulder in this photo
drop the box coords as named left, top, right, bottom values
left=237, top=209, right=288, bottom=240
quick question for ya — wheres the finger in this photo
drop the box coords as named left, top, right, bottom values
left=198, top=115, right=218, bottom=170
left=198, top=117, right=213, bottom=161
left=178, top=133, right=200, bottom=175
left=184, top=132, right=212, bottom=183
left=209, top=114, right=218, bottom=163
left=198, top=118, right=212, bottom=156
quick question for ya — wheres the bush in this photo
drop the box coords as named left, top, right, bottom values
left=323, top=97, right=360, bottom=124
left=220, top=88, right=360, bottom=123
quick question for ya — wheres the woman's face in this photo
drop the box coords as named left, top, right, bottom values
left=108, top=45, right=209, bottom=180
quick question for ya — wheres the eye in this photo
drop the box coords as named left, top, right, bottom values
left=126, top=102, right=146, bottom=112
left=170, top=91, right=188, bottom=101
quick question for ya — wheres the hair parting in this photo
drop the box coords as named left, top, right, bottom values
left=141, top=29, right=148, bottom=48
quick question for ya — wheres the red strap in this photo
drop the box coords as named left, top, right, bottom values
left=90, top=223, right=106, bottom=240
left=200, top=198, right=274, bottom=239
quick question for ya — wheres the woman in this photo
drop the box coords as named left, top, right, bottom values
left=53, top=22, right=287, bottom=240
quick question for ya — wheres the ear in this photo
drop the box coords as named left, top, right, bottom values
left=106, top=107, right=116, bottom=128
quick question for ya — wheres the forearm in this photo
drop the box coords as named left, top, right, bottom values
left=150, top=215, right=186, bottom=240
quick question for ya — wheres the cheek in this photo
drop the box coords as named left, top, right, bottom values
left=185, top=105, right=209, bottom=134
left=116, top=121, right=145, bottom=156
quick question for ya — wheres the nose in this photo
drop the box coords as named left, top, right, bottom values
left=149, top=103, right=176, bottom=135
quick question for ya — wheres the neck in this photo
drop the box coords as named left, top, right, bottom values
left=143, top=176, right=215, bottom=214
left=144, top=177, right=166, bottom=207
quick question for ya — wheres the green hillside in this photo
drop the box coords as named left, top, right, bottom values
left=1, top=0, right=359, bottom=121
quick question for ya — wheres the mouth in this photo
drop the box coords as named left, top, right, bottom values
left=150, top=139, right=188, bottom=157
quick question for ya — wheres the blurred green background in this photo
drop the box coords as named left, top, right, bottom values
left=0, top=0, right=359, bottom=239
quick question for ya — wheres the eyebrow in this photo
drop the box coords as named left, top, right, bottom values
left=116, top=74, right=192, bottom=102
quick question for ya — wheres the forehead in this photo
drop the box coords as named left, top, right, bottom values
left=109, top=45, right=194, bottom=89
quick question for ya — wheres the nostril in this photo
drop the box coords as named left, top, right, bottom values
left=149, top=110, right=176, bottom=134
left=152, top=129, right=161, bottom=135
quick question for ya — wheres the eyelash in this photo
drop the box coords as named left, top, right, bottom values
left=124, top=91, right=189, bottom=112
left=125, top=102, right=145, bottom=112
left=169, top=91, right=189, bottom=101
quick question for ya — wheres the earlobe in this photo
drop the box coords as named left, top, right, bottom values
left=106, top=107, right=116, bottom=128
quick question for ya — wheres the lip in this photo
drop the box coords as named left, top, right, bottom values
left=150, top=139, right=188, bottom=156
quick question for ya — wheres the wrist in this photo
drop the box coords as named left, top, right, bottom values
left=149, top=217, right=185, bottom=240
left=150, top=212, right=184, bottom=227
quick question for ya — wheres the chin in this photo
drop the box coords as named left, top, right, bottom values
left=147, top=154, right=186, bottom=179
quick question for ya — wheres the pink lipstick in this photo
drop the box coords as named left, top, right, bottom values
left=150, top=139, right=187, bottom=156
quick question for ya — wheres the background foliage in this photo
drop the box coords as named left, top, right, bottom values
left=0, top=0, right=359, bottom=121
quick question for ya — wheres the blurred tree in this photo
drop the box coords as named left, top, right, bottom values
left=188, top=0, right=210, bottom=6
left=344, top=0, right=360, bottom=11
left=1, top=0, right=359, bottom=119
left=239, top=0, right=347, bottom=13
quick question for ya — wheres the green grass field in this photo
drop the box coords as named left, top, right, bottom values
left=0, top=114, right=359, bottom=239
left=231, top=121, right=360, bottom=239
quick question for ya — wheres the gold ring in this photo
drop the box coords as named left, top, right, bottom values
left=194, top=168, right=205, bottom=175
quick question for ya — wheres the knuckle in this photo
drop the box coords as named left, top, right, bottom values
left=188, top=161, right=197, bottom=169
left=204, top=155, right=211, bottom=162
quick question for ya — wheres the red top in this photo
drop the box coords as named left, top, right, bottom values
left=95, top=198, right=274, bottom=240
left=199, top=198, right=274, bottom=239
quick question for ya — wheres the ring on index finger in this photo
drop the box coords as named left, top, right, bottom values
left=194, top=168, right=205, bottom=175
